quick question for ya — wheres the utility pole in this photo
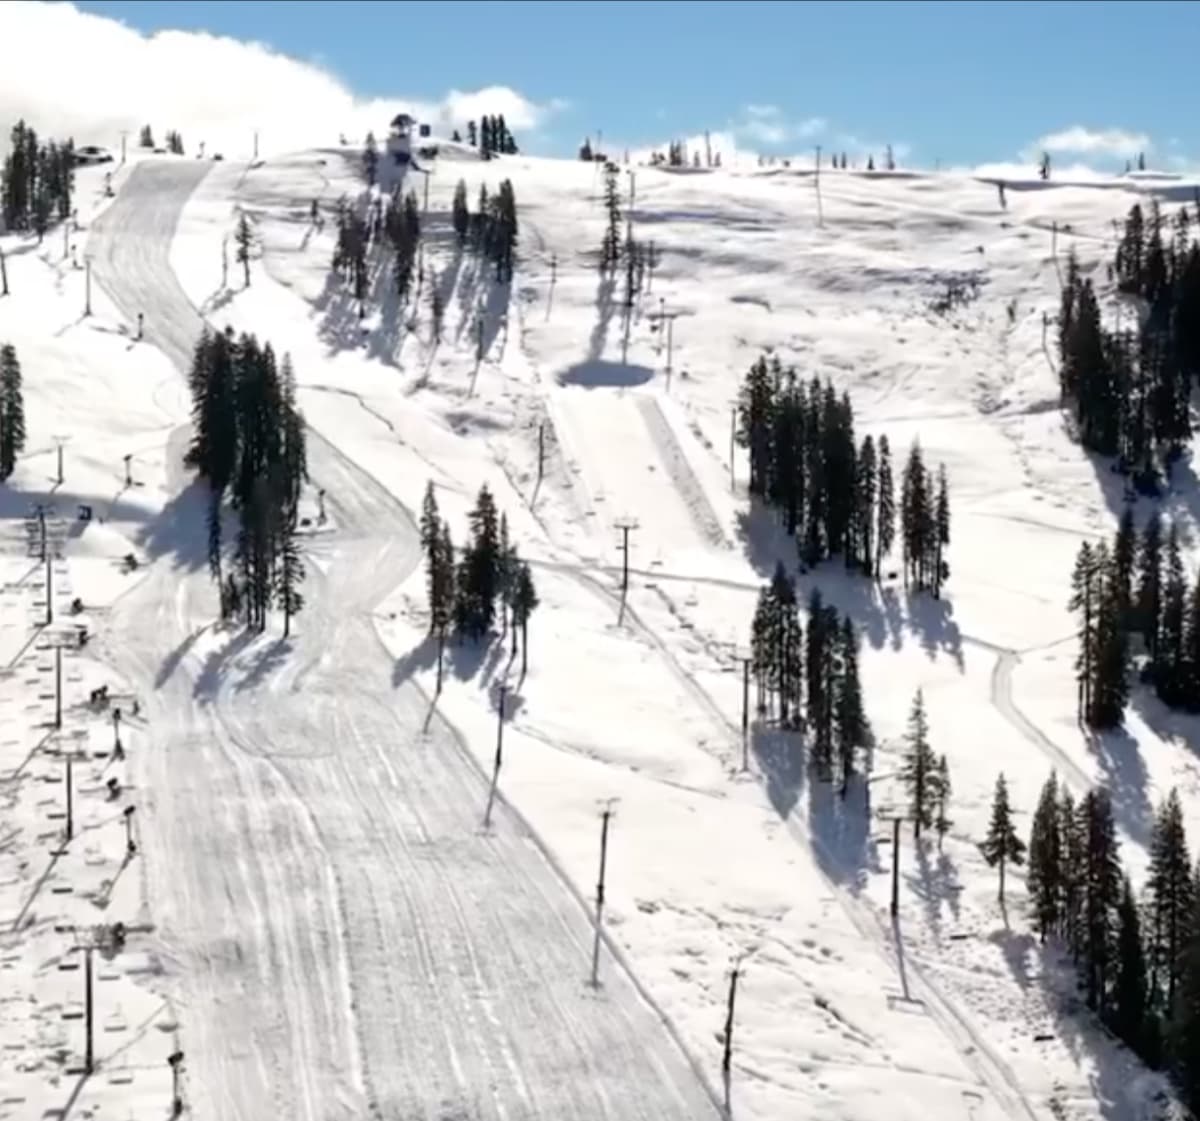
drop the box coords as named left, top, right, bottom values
left=625, top=169, right=636, bottom=247
left=590, top=801, right=617, bottom=987
left=123, top=454, right=133, bottom=488
left=55, top=645, right=63, bottom=730
left=63, top=222, right=70, bottom=260
left=483, top=684, right=507, bottom=829
left=721, top=957, right=743, bottom=1088
left=536, top=422, right=546, bottom=484
left=890, top=816, right=902, bottom=917
left=113, top=707, right=123, bottom=756
left=648, top=303, right=681, bottom=388
left=168, top=1050, right=185, bottom=1117
left=45, top=548, right=53, bottom=625
left=52, top=435, right=69, bottom=485
left=739, top=655, right=752, bottom=770
left=0, top=246, right=8, bottom=296
left=729, top=406, right=737, bottom=492
left=84, top=945, right=94, bottom=1074
left=64, top=752, right=74, bottom=842
left=614, top=517, right=638, bottom=611
left=814, top=145, right=824, bottom=228
left=253, top=129, right=259, bottom=160
left=120, top=130, right=129, bottom=165
left=84, top=259, right=92, bottom=317
left=123, top=806, right=137, bottom=856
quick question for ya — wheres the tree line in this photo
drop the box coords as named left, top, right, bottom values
left=1069, top=506, right=1200, bottom=729
left=463, top=116, right=518, bottom=158
left=452, top=177, right=519, bottom=282
left=597, top=162, right=660, bottom=310
left=185, top=328, right=308, bottom=635
left=736, top=353, right=950, bottom=594
left=420, top=482, right=539, bottom=691
left=750, top=566, right=870, bottom=795
left=0, top=343, right=26, bottom=482
left=2, top=121, right=74, bottom=240
left=1022, top=774, right=1200, bottom=1109
left=1058, top=200, right=1200, bottom=494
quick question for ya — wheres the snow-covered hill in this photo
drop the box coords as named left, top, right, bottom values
left=3, top=140, right=1198, bottom=1121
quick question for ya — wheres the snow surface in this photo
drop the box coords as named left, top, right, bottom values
left=4, top=142, right=1200, bottom=1121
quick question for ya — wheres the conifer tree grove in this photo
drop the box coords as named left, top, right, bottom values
left=2, top=122, right=75, bottom=234
left=0, top=342, right=26, bottom=482
left=184, top=329, right=308, bottom=630
left=734, top=355, right=947, bottom=589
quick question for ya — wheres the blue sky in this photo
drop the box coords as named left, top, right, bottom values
left=68, top=0, right=1199, bottom=167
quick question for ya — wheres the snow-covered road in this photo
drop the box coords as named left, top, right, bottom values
left=87, top=161, right=720, bottom=1121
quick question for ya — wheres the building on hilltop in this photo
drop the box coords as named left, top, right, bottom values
left=387, top=114, right=414, bottom=167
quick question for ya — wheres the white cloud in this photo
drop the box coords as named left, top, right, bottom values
left=0, top=1, right=564, bottom=157
left=733, top=105, right=826, bottom=148
left=1028, top=125, right=1150, bottom=159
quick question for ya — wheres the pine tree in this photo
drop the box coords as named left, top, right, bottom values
left=452, top=179, right=469, bottom=246
left=1027, top=772, right=1062, bottom=942
left=834, top=616, right=867, bottom=797
left=1112, top=875, right=1148, bottom=1051
left=0, top=342, right=26, bottom=481
left=432, top=519, right=454, bottom=691
left=601, top=162, right=622, bottom=275
left=430, top=272, right=444, bottom=344
left=875, top=435, right=895, bottom=579
left=457, top=485, right=501, bottom=639
left=235, top=213, right=253, bottom=288
left=933, top=463, right=951, bottom=597
left=1148, top=789, right=1194, bottom=1011
left=1059, top=787, right=1085, bottom=960
left=981, top=773, right=1026, bottom=904
left=139, top=124, right=154, bottom=149
left=933, top=755, right=952, bottom=850
left=1069, top=541, right=1099, bottom=720
left=1158, top=525, right=1188, bottom=704
left=1080, top=788, right=1123, bottom=1014
left=511, top=562, right=539, bottom=676
left=467, top=120, right=477, bottom=147
left=1136, top=510, right=1164, bottom=658
left=1113, top=504, right=1136, bottom=628
left=855, top=435, right=877, bottom=574
left=805, top=588, right=832, bottom=769
left=900, top=689, right=936, bottom=839
left=274, top=499, right=305, bottom=637
left=363, top=132, right=379, bottom=186
left=1170, top=887, right=1200, bottom=1114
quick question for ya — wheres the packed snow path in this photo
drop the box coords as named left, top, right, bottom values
left=87, top=161, right=721, bottom=1121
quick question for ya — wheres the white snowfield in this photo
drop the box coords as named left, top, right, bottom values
left=2, top=137, right=1197, bottom=1121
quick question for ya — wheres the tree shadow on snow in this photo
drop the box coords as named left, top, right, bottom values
left=735, top=502, right=963, bottom=668
left=135, top=477, right=211, bottom=574
left=588, top=273, right=617, bottom=361
left=750, top=723, right=805, bottom=819
left=808, top=774, right=874, bottom=892
left=391, top=632, right=438, bottom=688
left=1084, top=724, right=1153, bottom=848
left=192, top=628, right=256, bottom=702
left=1033, top=941, right=1161, bottom=1121
left=231, top=637, right=294, bottom=694
left=154, top=625, right=207, bottom=690
left=910, top=841, right=962, bottom=939
left=988, top=925, right=1037, bottom=991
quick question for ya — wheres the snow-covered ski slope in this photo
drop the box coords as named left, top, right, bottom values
left=3, top=140, right=1199, bottom=1121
